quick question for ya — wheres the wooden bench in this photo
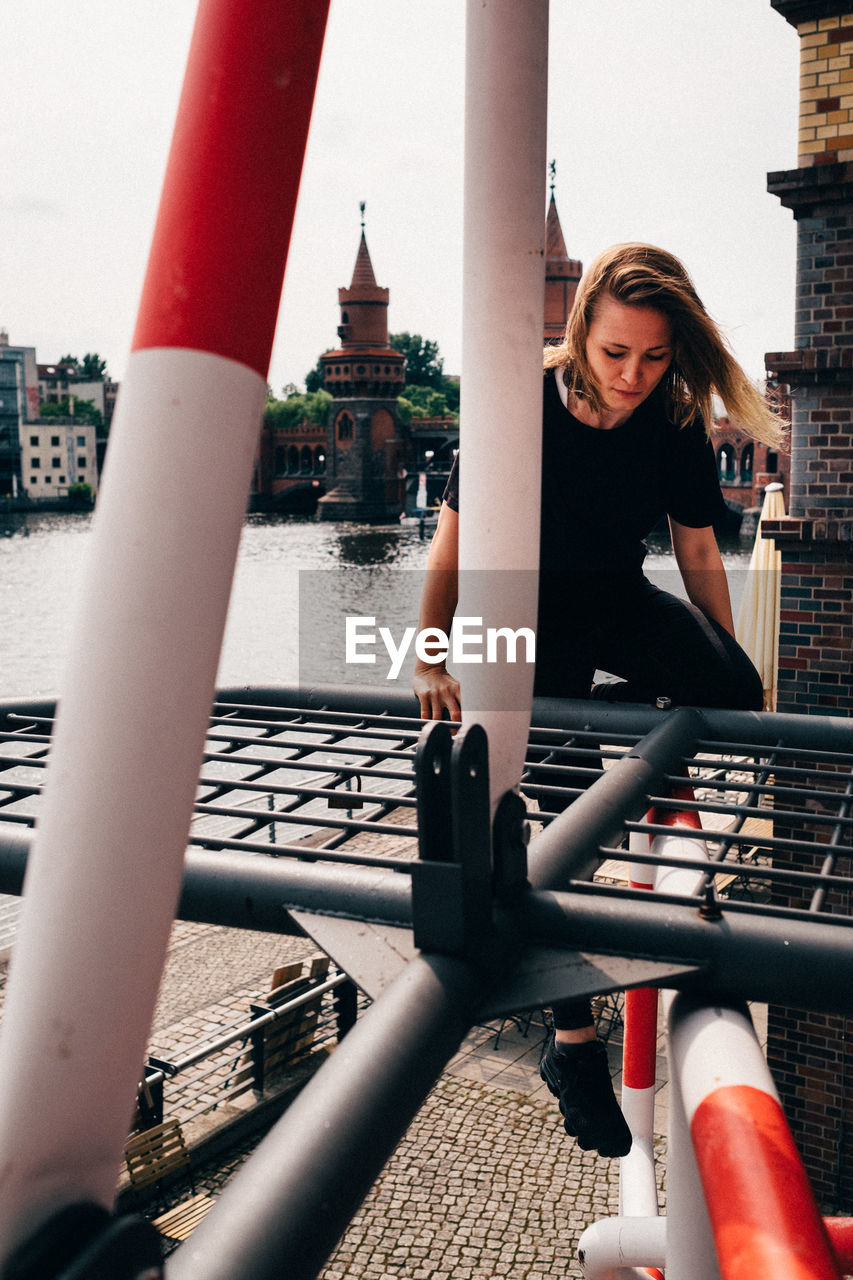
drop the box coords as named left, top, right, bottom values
left=124, top=1119, right=214, bottom=1249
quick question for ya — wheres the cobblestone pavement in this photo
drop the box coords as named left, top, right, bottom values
left=186, top=1063, right=667, bottom=1280
left=1, top=917, right=670, bottom=1277
left=143, top=936, right=668, bottom=1280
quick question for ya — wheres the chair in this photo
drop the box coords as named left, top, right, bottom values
left=124, top=1119, right=214, bottom=1251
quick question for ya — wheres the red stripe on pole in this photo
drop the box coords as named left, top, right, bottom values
left=624, top=822, right=657, bottom=1090
left=132, top=0, right=329, bottom=375
left=623, top=986, right=658, bottom=1090
left=649, top=783, right=701, bottom=831
left=825, top=1219, right=853, bottom=1272
left=692, top=1085, right=840, bottom=1280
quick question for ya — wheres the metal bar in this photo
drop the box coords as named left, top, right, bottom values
left=6, top=684, right=853, bottom=759
left=200, top=747, right=415, bottom=784
left=187, top=833, right=416, bottom=872
left=596, top=845, right=853, bottom=896
left=196, top=772, right=417, bottom=809
left=166, top=976, right=345, bottom=1074
left=519, top=888, right=853, bottom=1014
left=811, top=775, right=853, bottom=914
left=191, top=798, right=417, bottom=840
left=165, top=952, right=484, bottom=1280
left=527, top=707, right=705, bottom=890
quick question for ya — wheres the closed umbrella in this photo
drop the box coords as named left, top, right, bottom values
left=735, top=482, right=786, bottom=711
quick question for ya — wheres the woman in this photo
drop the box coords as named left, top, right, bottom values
left=413, top=243, right=786, bottom=1158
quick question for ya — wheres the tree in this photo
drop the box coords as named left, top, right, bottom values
left=390, top=333, right=444, bottom=388
left=390, top=332, right=459, bottom=412
left=79, top=353, right=108, bottom=380
left=264, top=387, right=332, bottom=430
left=398, top=386, right=451, bottom=419
left=38, top=396, right=103, bottom=429
left=54, top=353, right=109, bottom=380
left=304, top=352, right=333, bottom=393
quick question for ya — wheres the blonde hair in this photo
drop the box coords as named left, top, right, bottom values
left=543, top=243, right=787, bottom=448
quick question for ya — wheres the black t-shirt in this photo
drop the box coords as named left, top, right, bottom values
left=442, top=369, right=725, bottom=578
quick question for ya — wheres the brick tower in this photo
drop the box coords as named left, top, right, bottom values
left=763, top=0, right=853, bottom=1211
left=544, top=163, right=583, bottom=346
left=318, top=208, right=407, bottom=521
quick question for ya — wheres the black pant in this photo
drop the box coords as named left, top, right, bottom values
left=533, top=571, right=763, bottom=711
left=533, top=572, right=763, bottom=1031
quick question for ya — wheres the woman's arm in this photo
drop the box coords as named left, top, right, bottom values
left=413, top=502, right=462, bottom=721
left=669, top=518, right=735, bottom=636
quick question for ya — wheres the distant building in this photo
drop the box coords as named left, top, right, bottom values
left=543, top=175, right=582, bottom=347
left=20, top=420, right=98, bottom=501
left=252, top=415, right=327, bottom=512
left=0, top=331, right=103, bottom=503
left=713, top=388, right=791, bottom=524
left=0, top=330, right=39, bottom=499
left=253, top=185, right=581, bottom=520
left=318, top=222, right=408, bottom=521
left=38, top=363, right=119, bottom=432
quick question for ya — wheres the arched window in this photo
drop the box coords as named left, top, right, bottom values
left=337, top=412, right=354, bottom=443
left=766, top=450, right=778, bottom=474
left=301, top=445, right=312, bottom=473
left=741, top=443, right=753, bottom=484
left=717, top=444, right=735, bottom=483
left=314, top=447, right=326, bottom=474
left=287, top=445, right=299, bottom=473
left=274, top=445, right=286, bottom=475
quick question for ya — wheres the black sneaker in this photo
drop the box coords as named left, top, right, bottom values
left=539, top=1033, right=633, bottom=1157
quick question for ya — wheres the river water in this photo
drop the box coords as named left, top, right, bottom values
left=0, top=509, right=753, bottom=701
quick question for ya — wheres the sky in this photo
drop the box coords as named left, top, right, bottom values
left=2, top=2, right=800, bottom=395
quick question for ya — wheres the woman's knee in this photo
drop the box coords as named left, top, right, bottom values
left=708, top=621, right=764, bottom=711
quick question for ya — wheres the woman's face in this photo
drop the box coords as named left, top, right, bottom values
left=584, top=295, right=673, bottom=416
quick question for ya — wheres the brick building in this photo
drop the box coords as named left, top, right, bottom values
left=713, top=400, right=791, bottom=519
left=317, top=224, right=408, bottom=521
left=543, top=171, right=582, bottom=348
left=761, top=0, right=853, bottom=1211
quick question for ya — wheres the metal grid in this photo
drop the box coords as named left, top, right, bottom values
left=1, top=686, right=852, bottom=1280
left=1, top=688, right=850, bottom=933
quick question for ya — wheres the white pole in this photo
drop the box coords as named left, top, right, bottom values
left=655, top=817, right=721, bottom=1278
left=458, top=0, right=548, bottom=814
left=664, top=1009, right=722, bottom=1280
left=578, top=1215, right=667, bottom=1280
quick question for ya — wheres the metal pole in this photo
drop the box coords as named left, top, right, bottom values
left=0, top=0, right=328, bottom=1259
left=458, top=0, right=548, bottom=814
left=166, top=952, right=483, bottom=1280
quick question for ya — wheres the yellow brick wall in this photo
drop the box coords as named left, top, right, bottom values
left=797, top=12, right=853, bottom=163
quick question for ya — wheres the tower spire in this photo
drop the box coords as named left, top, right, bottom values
left=543, top=162, right=582, bottom=343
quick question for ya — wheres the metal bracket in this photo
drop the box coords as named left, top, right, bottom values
left=492, top=790, right=529, bottom=906
left=411, top=721, right=493, bottom=957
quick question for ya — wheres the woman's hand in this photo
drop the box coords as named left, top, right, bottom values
left=413, top=665, right=461, bottom=722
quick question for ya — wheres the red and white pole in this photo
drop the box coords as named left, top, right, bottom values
left=0, top=0, right=328, bottom=1257
left=670, top=995, right=840, bottom=1280
left=619, top=827, right=660, bottom=1229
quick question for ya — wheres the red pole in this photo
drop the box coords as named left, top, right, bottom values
left=133, top=0, right=328, bottom=373
left=692, top=1085, right=840, bottom=1279
left=824, top=1219, right=853, bottom=1273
